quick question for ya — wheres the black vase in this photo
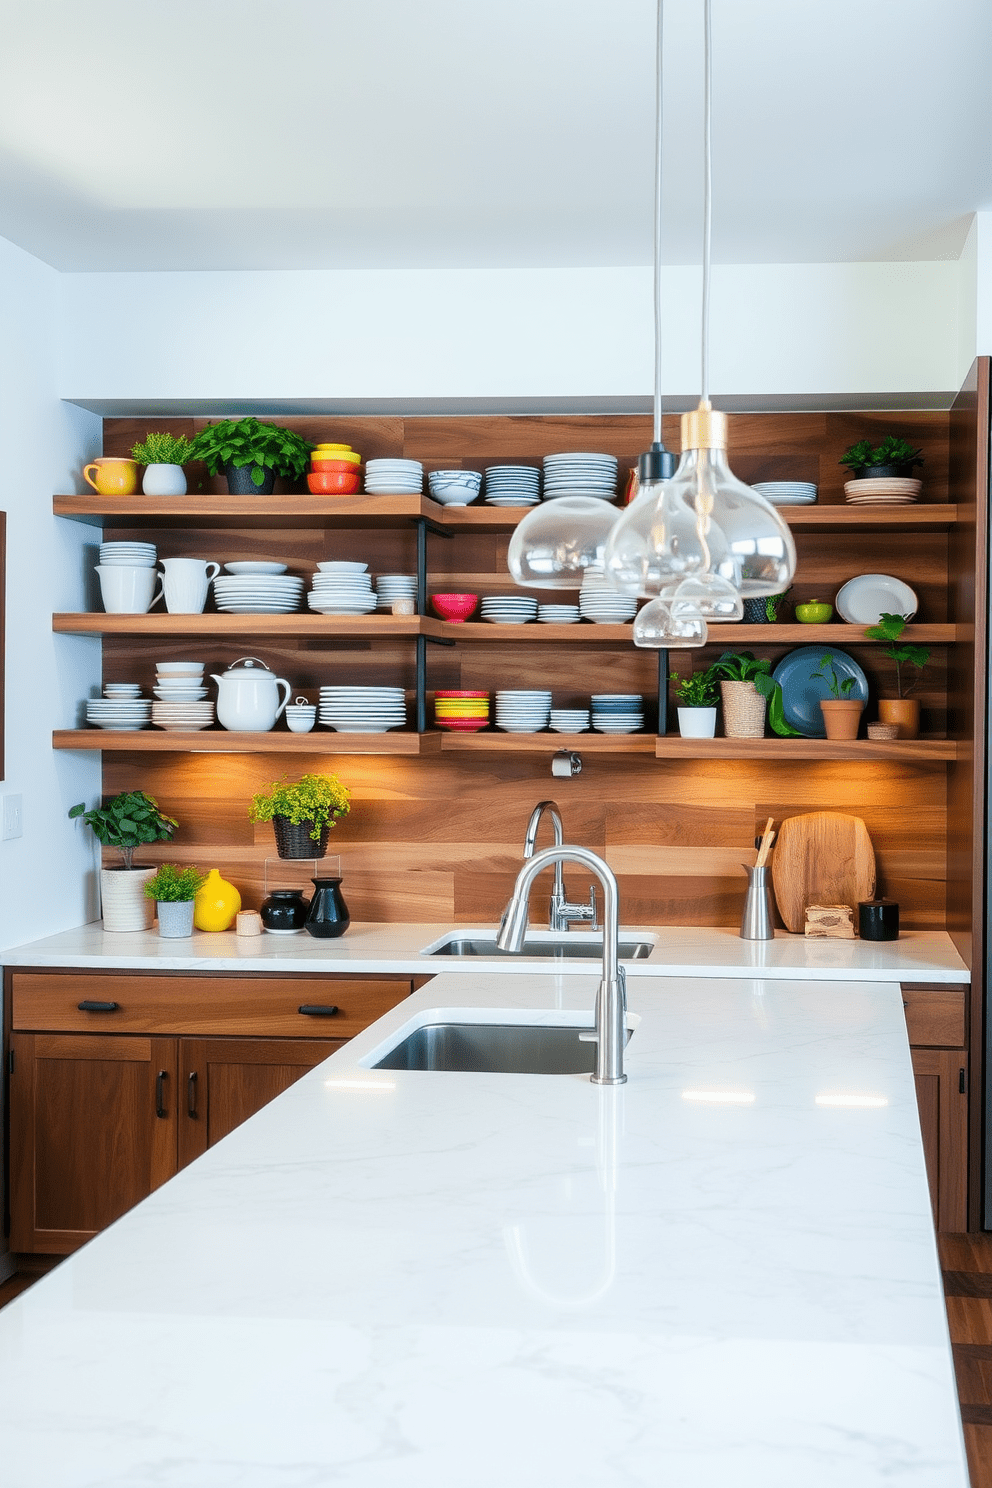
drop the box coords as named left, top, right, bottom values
left=272, top=815, right=330, bottom=859
left=305, top=877, right=350, bottom=938
left=259, top=889, right=310, bottom=934
left=224, top=461, right=276, bottom=495
left=742, top=597, right=772, bottom=623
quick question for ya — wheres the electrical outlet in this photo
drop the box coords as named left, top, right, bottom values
left=2, top=794, right=23, bottom=840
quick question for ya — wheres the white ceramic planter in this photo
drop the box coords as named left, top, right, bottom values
left=100, top=866, right=156, bottom=932
left=677, top=706, right=717, bottom=738
left=156, top=899, right=195, bottom=938
left=142, top=463, right=187, bottom=496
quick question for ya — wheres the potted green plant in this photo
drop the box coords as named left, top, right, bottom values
left=248, top=773, right=351, bottom=859
left=839, top=436, right=924, bottom=480
left=670, top=666, right=719, bottom=738
left=710, top=652, right=800, bottom=739
left=129, top=431, right=195, bottom=496
left=741, top=589, right=791, bottom=624
left=864, top=611, right=930, bottom=738
left=143, top=863, right=207, bottom=939
left=69, top=791, right=179, bottom=932
left=189, top=417, right=313, bottom=495
left=810, top=653, right=863, bottom=739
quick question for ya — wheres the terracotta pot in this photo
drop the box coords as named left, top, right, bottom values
left=878, top=697, right=920, bottom=739
left=819, top=698, right=864, bottom=740
left=719, top=681, right=766, bottom=738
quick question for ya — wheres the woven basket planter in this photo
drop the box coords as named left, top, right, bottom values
left=272, top=815, right=330, bottom=859
left=720, top=680, right=767, bottom=739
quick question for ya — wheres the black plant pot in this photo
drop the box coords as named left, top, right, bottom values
left=858, top=464, right=917, bottom=480
left=305, top=877, right=350, bottom=938
left=224, top=461, right=275, bottom=495
left=742, top=597, right=772, bottom=624
left=272, top=815, right=330, bottom=859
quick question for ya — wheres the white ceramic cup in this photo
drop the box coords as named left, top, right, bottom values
left=285, top=702, right=317, bottom=734
left=96, top=564, right=164, bottom=614
left=159, top=558, right=221, bottom=615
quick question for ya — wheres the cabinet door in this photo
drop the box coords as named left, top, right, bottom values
left=9, top=1031, right=179, bottom=1254
left=912, top=1047, right=968, bottom=1233
left=178, top=1037, right=340, bottom=1168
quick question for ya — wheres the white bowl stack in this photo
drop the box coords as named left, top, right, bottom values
left=542, top=452, right=618, bottom=501
left=591, top=694, right=645, bottom=733
left=537, top=604, right=581, bottom=624
left=494, top=690, right=552, bottom=733
left=152, top=661, right=215, bottom=730
left=578, top=569, right=637, bottom=624
left=427, top=470, right=482, bottom=506
left=549, top=708, right=590, bottom=732
left=212, top=572, right=303, bottom=614
left=480, top=595, right=538, bottom=624
left=86, top=696, right=152, bottom=731
left=364, top=459, right=423, bottom=494
left=484, top=466, right=541, bottom=507
left=308, top=564, right=377, bottom=615
left=752, top=481, right=817, bottom=506
left=99, top=541, right=157, bottom=567
left=103, top=682, right=142, bottom=698
left=375, top=574, right=418, bottom=611
left=318, top=686, right=407, bottom=733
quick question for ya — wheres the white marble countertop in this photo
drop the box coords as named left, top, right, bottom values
left=0, top=969, right=968, bottom=1485
left=0, top=920, right=971, bottom=981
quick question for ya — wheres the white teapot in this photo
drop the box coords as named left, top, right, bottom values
left=212, top=656, right=292, bottom=732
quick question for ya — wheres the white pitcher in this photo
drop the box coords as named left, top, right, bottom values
left=160, top=557, right=220, bottom=614
left=211, top=657, right=292, bottom=732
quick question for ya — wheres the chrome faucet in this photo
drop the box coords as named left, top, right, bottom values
left=523, top=801, right=598, bottom=932
left=497, top=844, right=627, bottom=1085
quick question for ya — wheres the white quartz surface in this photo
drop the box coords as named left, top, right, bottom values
left=0, top=970, right=968, bottom=1486
left=0, top=920, right=971, bottom=981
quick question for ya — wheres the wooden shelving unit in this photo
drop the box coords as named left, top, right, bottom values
left=654, top=736, right=959, bottom=762
left=439, top=622, right=958, bottom=645
left=52, top=729, right=441, bottom=755
left=53, top=613, right=443, bottom=639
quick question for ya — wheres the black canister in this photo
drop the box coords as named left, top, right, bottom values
left=305, top=876, right=350, bottom=938
left=259, top=888, right=310, bottom=934
left=858, top=899, right=900, bottom=941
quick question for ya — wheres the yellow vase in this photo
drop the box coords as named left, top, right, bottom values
left=194, top=868, right=242, bottom=932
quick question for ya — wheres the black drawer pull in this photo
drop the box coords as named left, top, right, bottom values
left=298, top=1004, right=340, bottom=1018
left=78, top=1000, right=120, bottom=1013
left=155, top=1070, right=168, bottom=1119
left=187, top=1071, right=198, bottom=1118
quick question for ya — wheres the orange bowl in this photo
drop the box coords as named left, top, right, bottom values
left=311, top=458, right=361, bottom=473
left=307, top=471, right=361, bottom=495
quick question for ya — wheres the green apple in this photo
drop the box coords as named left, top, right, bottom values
left=795, top=600, right=833, bottom=624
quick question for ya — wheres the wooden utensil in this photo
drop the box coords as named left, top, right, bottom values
left=754, top=817, right=775, bottom=869
left=771, top=812, right=876, bottom=933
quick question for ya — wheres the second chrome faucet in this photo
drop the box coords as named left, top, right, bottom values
left=523, top=800, right=599, bottom=933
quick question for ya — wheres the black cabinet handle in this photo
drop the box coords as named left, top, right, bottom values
left=78, top=1000, right=119, bottom=1013
left=187, top=1071, right=198, bottom=1119
left=298, top=1004, right=340, bottom=1018
left=155, top=1070, right=168, bottom=1118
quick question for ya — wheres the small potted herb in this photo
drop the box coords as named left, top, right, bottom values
left=69, top=791, right=178, bottom=932
left=840, top=436, right=924, bottom=480
left=248, top=773, right=351, bottom=859
left=710, top=652, right=800, bottom=739
left=189, top=417, right=313, bottom=494
left=864, top=611, right=929, bottom=738
left=810, top=654, right=863, bottom=739
left=670, top=666, right=719, bottom=738
left=129, top=431, right=195, bottom=496
left=143, top=863, right=207, bottom=938
left=741, top=589, right=791, bottom=625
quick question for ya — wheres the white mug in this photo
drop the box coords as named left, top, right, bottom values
left=96, top=564, right=164, bottom=615
left=159, top=557, right=220, bottom=615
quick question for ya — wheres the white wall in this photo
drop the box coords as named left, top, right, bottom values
left=58, top=260, right=963, bottom=406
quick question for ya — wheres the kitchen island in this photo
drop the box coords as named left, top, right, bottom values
left=0, top=966, right=968, bottom=1486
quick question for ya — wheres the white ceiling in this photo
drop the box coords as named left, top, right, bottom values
left=0, top=0, right=989, bottom=273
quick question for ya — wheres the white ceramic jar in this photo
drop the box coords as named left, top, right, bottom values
left=142, top=463, right=188, bottom=496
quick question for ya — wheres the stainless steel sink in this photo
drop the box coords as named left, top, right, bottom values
left=423, top=935, right=654, bottom=960
left=371, top=1021, right=632, bottom=1075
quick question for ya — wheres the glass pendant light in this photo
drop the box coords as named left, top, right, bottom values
left=506, top=496, right=621, bottom=589
left=633, top=596, right=708, bottom=648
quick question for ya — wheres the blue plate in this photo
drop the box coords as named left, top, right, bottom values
left=772, top=646, right=869, bottom=737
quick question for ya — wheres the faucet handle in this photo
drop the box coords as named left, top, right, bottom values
left=588, top=884, right=600, bottom=931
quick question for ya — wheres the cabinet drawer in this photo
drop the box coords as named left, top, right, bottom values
left=901, top=985, right=967, bottom=1048
left=11, top=973, right=413, bottom=1039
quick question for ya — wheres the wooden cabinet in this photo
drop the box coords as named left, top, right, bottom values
left=6, top=968, right=414, bottom=1254
left=903, top=984, right=969, bottom=1232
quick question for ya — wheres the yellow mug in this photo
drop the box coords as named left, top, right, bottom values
left=83, top=457, right=139, bottom=496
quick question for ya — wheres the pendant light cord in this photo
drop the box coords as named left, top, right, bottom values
left=700, top=0, right=712, bottom=407
left=652, top=0, right=664, bottom=446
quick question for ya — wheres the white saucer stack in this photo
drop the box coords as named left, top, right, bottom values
left=375, top=574, right=418, bottom=611
left=308, top=567, right=377, bottom=615
left=549, top=708, right=590, bottom=732
left=99, top=541, right=157, bottom=567
left=752, top=481, right=817, bottom=506
left=578, top=570, right=637, bottom=624
left=86, top=697, right=152, bottom=730
left=484, top=466, right=541, bottom=506
left=591, top=694, right=645, bottom=733
left=542, top=452, right=618, bottom=501
left=318, top=686, right=407, bottom=733
left=152, top=661, right=213, bottom=727
left=494, top=690, right=552, bottom=732
left=212, top=573, right=304, bottom=613
left=480, top=595, right=538, bottom=624
left=364, top=459, right=423, bottom=494
left=537, top=604, right=581, bottom=624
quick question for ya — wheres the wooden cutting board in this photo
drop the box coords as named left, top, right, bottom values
left=771, top=812, right=876, bottom=933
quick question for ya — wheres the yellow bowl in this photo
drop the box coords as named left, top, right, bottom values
left=314, top=443, right=354, bottom=452
left=313, top=451, right=361, bottom=467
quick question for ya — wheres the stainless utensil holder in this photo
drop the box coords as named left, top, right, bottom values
left=740, top=864, right=774, bottom=940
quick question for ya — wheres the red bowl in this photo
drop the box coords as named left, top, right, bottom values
left=308, top=471, right=361, bottom=495
left=435, top=690, right=489, bottom=698
left=431, top=592, right=479, bottom=622
left=436, top=718, right=489, bottom=732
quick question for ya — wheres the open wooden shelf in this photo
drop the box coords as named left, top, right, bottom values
left=654, top=736, right=959, bottom=762
left=438, top=731, right=658, bottom=754
left=53, top=613, right=444, bottom=639
left=52, top=729, right=442, bottom=755
left=440, top=622, right=959, bottom=644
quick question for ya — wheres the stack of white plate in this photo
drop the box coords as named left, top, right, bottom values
left=213, top=573, right=304, bottom=614
left=480, top=595, right=538, bottom=624
left=375, top=574, right=417, bottom=611
left=579, top=571, right=637, bottom=624
left=103, top=682, right=142, bottom=698
left=484, top=466, right=541, bottom=507
left=542, top=452, right=618, bottom=501
left=152, top=701, right=215, bottom=731
left=494, top=690, right=552, bottom=732
left=99, top=541, right=157, bottom=567
left=537, top=604, right=581, bottom=624
left=591, top=694, right=645, bottom=733
left=318, top=686, right=407, bottom=734
left=549, top=709, right=590, bottom=732
left=752, top=481, right=818, bottom=506
left=844, top=478, right=922, bottom=506
left=364, top=459, right=423, bottom=494
left=308, top=568, right=377, bottom=615
left=85, top=698, right=152, bottom=731
left=154, top=662, right=207, bottom=702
